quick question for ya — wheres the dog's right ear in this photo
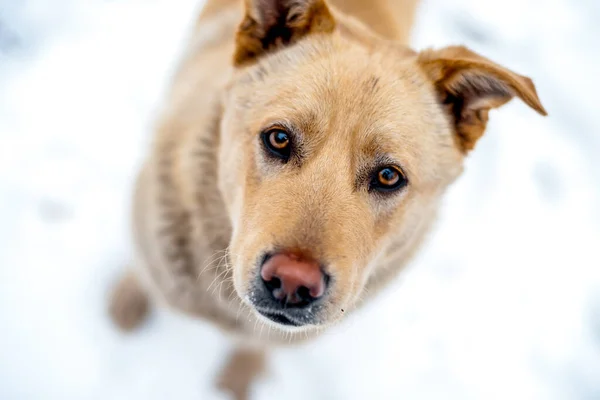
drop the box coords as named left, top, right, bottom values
left=233, top=0, right=335, bottom=66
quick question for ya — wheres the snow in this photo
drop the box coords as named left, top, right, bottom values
left=1, top=0, right=599, bottom=399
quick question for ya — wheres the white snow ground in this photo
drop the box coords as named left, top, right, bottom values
left=0, top=0, right=599, bottom=399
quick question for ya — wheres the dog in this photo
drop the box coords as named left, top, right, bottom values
left=108, top=0, right=546, bottom=398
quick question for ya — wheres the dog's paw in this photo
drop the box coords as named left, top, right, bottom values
left=108, top=271, right=150, bottom=332
left=216, top=347, right=266, bottom=400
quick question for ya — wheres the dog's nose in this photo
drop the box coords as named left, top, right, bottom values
left=260, top=253, right=327, bottom=306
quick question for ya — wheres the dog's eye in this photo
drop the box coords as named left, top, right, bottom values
left=370, top=166, right=407, bottom=193
left=261, top=128, right=291, bottom=161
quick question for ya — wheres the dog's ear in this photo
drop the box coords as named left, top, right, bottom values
left=234, top=0, right=335, bottom=66
left=417, top=46, right=547, bottom=152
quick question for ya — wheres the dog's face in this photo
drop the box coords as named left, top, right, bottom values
left=218, top=0, right=546, bottom=331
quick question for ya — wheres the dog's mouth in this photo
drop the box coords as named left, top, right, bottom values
left=256, top=309, right=303, bottom=327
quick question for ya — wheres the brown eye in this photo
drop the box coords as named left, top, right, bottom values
left=261, top=128, right=292, bottom=161
left=269, top=131, right=289, bottom=149
left=379, top=168, right=399, bottom=185
left=371, top=166, right=407, bottom=193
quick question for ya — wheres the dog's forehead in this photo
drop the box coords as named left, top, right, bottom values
left=232, top=39, right=462, bottom=185
left=257, top=47, right=430, bottom=129
left=253, top=48, right=456, bottom=180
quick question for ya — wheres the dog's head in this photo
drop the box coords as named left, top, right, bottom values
left=218, top=0, right=546, bottom=331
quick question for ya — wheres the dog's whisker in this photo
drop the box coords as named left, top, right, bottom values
left=207, top=256, right=232, bottom=294
left=259, top=319, right=265, bottom=339
left=206, top=267, right=229, bottom=295
left=197, top=250, right=228, bottom=281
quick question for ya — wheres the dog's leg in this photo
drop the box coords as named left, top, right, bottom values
left=216, top=346, right=266, bottom=400
left=108, top=269, right=151, bottom=331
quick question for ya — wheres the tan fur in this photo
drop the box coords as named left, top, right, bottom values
left=109, top=270, right=150, bottom=331
left=217, top=347, right=266, bottom=400
left=109, top=0, right=545, bottom=398
left=418, top=45, right=547, bottom=151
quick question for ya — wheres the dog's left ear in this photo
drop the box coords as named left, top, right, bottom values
left=234, top=0, right=335, bottom=66
left=418, top=46, right=547, bottom=152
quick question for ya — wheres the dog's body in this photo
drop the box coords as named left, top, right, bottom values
left=109, top=0, right=546, bottom=398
